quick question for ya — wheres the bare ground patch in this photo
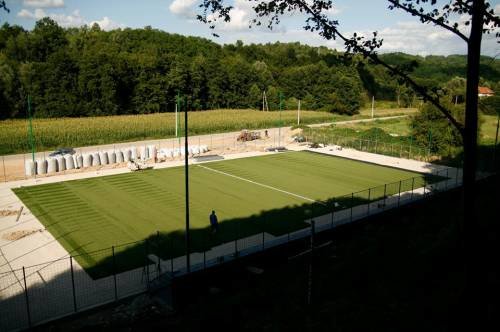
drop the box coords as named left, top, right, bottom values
left=2, top=229, right=43, bottom=241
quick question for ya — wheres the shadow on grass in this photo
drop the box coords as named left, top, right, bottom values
left=80, top=171, right=444, bottom=279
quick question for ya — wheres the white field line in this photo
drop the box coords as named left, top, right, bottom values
left=196, top=164, right=322, bottom=204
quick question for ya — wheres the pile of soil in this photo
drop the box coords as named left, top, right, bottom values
left=2, top=229, right=43, bottom=241
left=0, top=209, right=18, bottom=217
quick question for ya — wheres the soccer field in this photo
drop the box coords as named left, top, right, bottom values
left=13, top=151, right=429, bottom=277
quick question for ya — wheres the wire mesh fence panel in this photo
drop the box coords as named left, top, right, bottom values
left=72, top=249, right=116, bottom=311
left=3, top=154, right=26, bottom=182
left=114, top=241, right=149, bottom=299
left=352, top=189, right=369, bottom=218
left=24, top=259, right=75, bottom=325
left=237, top=233, right=264, bottom=256
left=399, top=177, right=416, bottom=204
left=0, top=269, right=30, bottom=332
left=369, top=185, right=386, bottom=213
left=267, top=233, right=290, bottom=248
left=385, top=181, right=402, bottom=208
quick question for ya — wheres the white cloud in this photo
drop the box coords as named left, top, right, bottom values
left=221, top=16, right=499, bottom=57
left=17, top=8, right=47, bottom=19
left=204, top=0, right=286, bottom=33
left=48, top=10, right=85, bottom=27
left=495, top=4, right=500, bottom=14
left=23, top=0, right=64, bottom=8
left=169, top=0, right=198, bottom=18
left=354, top=21, right=465, bottom=56
left=17, top=8, right=123, bottom=31
left=89, top=17, right=124, bottom=31
left=212, top=0, right=253, bottom=31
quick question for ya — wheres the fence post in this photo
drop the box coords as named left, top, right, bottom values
left=2, top=155, right=6, bottom=182
left=350, top=193, right=354, bottom=222
left=383, top=184, right=387, bottom=209
left=445, top=168, right=449, bottom=190
left=112, top=246, right=118, bottom=301
left=411, top=177, right=415, bottom=200
left=203, top=243, right=206, bottom=270
left=145, top=240, right=150, bottom=290
left=367, top=188, right=371, bottom=215
left=22, top=266, right=32, bottom=328
left=170, top=236, right=174, bottom=273
left=23, top=153, right=27, bottom=180
left=398, top=180, right=402, bottom=207
left=331, top=206, right=334, bottom=229
left=70, top=256, right=77, bottom=312
left=399, top=144, right=402, bottom=158
left=375, top=140, right=378, bottom=154
left=156, top=231, right=161, bottom=276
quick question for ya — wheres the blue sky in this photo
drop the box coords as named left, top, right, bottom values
left=1, top=0, right=499, bottom=56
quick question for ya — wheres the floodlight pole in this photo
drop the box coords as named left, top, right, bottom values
left=175, top=103, right=178, bottom=137
left=183, top=96, right=191, bottom=272
left=493, top=113, right=499, bottom=167
left=279, top=92, right=283, bottom=147
left=27, top=95, right=35, bottom=162
left=176, top=93, right=181, bottom=148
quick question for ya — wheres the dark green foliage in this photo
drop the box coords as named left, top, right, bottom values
left=0, top=20, right=499, bottom=119
left=410, top=102, right=464, bottom=154
left=479, top=96, right=500, bottom=115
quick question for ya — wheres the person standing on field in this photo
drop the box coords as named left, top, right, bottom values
left=210, top=210, right=219, bottom=233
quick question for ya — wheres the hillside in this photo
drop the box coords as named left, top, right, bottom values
left=0, top=18, right=499, bottom=119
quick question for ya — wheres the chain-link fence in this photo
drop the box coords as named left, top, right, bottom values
left=302, top=130, right=432, bottom=161
left=1, top=127, right=292, bottom=183
left=0, top=166, right=463, bottom=332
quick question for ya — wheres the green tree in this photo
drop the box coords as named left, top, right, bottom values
left=248, top=84, right=262, bottom=109
left=411, top=102, right=464, bottom=154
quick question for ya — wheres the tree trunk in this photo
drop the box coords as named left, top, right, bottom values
left=461, top=0, right=485, bottom=329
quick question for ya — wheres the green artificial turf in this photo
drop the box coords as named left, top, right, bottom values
left=13, top=151, right=429, bottom=278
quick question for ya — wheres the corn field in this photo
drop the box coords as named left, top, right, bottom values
left=0, top=109, right=338, bottom=155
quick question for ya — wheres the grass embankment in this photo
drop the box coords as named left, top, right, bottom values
left=13, top=151, right=427, bottom=278
left=305, top=113, right=499, bottom=163
left=0, top=108, right=417, bottom=155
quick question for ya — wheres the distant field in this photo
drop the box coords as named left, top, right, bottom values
left=336, top=118, right=412, bottom=136
left=0, top=108, right=416, bottom=155
left=13, top=151, right=428, bottom=278
left=358, top=107, right=417, bottom=118
left=0, top=109, right=336, bottom=155
left=480, top=114, right=499, bottom=145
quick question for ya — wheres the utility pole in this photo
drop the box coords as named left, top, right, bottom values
left=371, top=95, right=375, bottom=119
left=298, top=99, right=301, bottom=125
left=262, top=91, right=269, bottom=112
left=27, top=95, right=35, bottom=162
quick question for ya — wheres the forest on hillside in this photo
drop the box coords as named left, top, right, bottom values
left=1, top=18, right=499, bottom=119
